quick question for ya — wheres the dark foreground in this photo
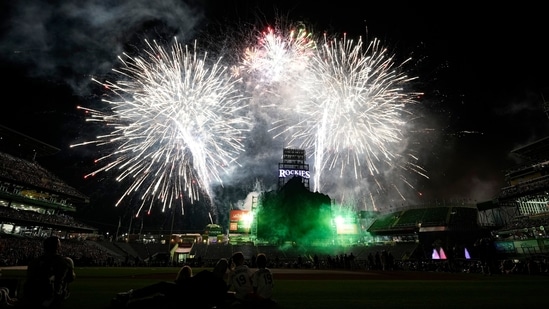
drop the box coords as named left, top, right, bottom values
left=2, top=267, right=548, bottom=309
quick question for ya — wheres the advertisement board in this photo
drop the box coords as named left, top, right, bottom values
left=229, top=210, right=253, bottom=233
left=336, top=223, right=359, bottom=235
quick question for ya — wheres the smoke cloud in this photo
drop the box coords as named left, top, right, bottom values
left=0, top=0, right=203, bottom=96
left=0, top=1, right=442, bottom=232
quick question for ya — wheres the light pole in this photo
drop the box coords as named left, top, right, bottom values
left=168, top=207, right=176, bottom=266
left=115, top=216, right=121, bottom=242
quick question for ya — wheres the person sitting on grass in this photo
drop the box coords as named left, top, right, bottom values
left=0, top=286, right=18, bottom=307
left=21, top=236, right=76, bottom=309
left=112, top=259, right=230, bottom=309
left=251, top=253, right=276, bottom=308
left=227, top=251, right=254, bottom=307
left=187, top=258, right=230, bottom=309
left=111, top=264, right=193, bottom=308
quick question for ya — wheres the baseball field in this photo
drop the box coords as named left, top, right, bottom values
left=1, top=266, right=548, bottom=309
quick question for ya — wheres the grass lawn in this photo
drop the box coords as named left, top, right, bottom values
left=2, top=267, right=548, bottom=309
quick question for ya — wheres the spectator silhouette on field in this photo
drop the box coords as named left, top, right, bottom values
left=367, top=252, right=374, bottom=270
left=113, top=264, right=193, bottom=308
left=228, top=251, right=254, bottom=307
left=380, top=250, right=388, bottom=270
left=374, top=251, right=381, bottom=270
left=21, top=236, right=76, bottom=308
left=176, top=265, right=193, bottom=283
left=1, top=286, right=18, bottom=307
left=188, top=258, right=230, bottom=309
left=113, top=259, right=230, bottom=309
left=251, top=253, right=276, bottom=308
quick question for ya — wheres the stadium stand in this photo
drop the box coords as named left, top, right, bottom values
left=1, top=126, right=96, bottom=240
left=1, top=124, right=548, bottom=276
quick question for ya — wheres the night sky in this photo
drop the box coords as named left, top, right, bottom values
left=1, top=1, right=548, bottom=233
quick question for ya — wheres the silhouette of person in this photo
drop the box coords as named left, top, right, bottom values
left=188, top=258, right=230, bottom=309
left=228, top=251, right=254, bottom=305
left=251, top=253, right=276, bottom=307
left=21, top=236, right=76, bottom=308
left=116, top=260, right=229, bottom=309
left=115, top=265, right=193, bottom=308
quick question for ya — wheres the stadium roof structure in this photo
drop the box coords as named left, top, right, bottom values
left=510, top=136, right=549, bottom=163
left=0, top=126, right=94, bottom=233
left=367, top=206, right=480, bottom=235
left=0, top=124, right=60, bottom=159
left=0, top=125, right=89, bottom=211
left=0, top=151, right=89, bottom=207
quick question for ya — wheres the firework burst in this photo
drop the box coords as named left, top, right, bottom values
left=72, top=38, right=250, bottom=216
left=238, top=25, right=316, bottom=86
left=75, top=20, right=428, bottom=215
left=272, top=33, right=426, bottom=201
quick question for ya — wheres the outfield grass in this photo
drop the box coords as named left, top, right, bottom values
left=2, top=267, right=548, bottom=309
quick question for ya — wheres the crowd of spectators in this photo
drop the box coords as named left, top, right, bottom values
left=0, top=236, right=120, bottom=267
left=499, top=174, right=549, bottom=199
left=0, top=152, right=87, bottom=200
left=496, top=215, right=549, bottom=239
left=1, top=235, right=548, bottom=278
left=0, top=206, right=96, bottom=232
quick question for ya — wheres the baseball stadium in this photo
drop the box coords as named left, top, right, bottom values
left=1, top=125, right=548, bottom=308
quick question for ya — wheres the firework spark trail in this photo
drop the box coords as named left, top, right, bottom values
left=72, top=38, right=250, bottom=216
left=74, top=21, right=428, bottom=215
left=280, top=33, right=424, bottom=194
left=239, top=26, right=316, bottom=87
left=236, top=24, right=427, bottom=203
